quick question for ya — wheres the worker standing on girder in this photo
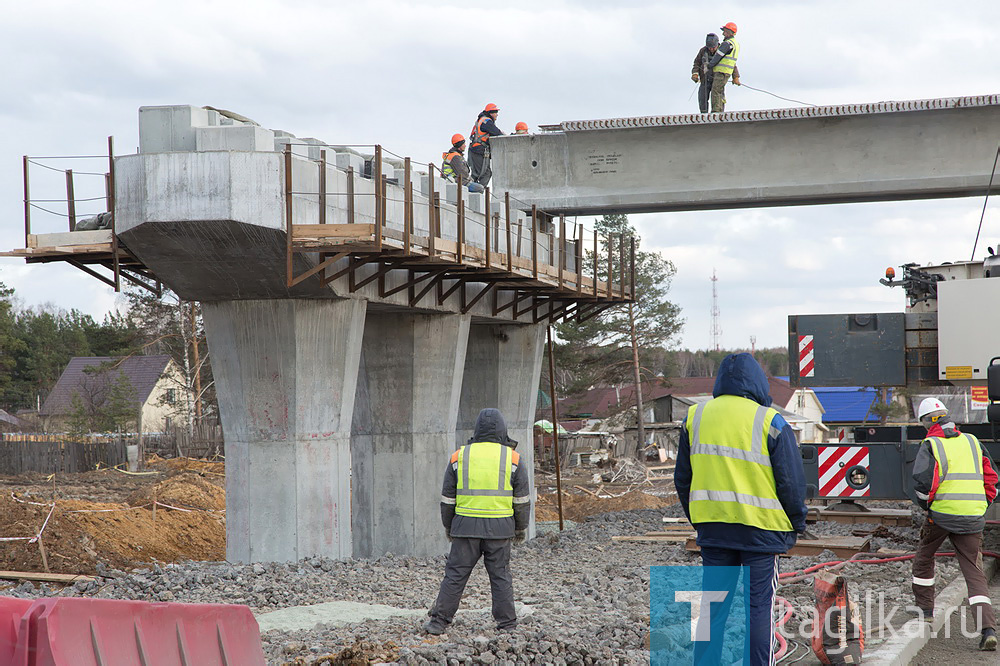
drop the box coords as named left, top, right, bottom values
left=674, top=353, right=808, bottom=664
left=692, top=33, right=740, bottom=114
left=708, top=22, right=741, bottom=112
left=424, top=408, right=531, bottom=635
left=910, top=397, right=998, bottom=651
left=469, top=103, right=504, bottom=187
left=442, top=134, right=485, bottom=193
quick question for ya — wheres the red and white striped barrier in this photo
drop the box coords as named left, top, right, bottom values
left=798, top=335, right=815, bottom=378
left=818, top=446, right=871, bottom=497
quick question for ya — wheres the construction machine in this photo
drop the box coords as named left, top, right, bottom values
left=788, top=253, right=1000, bottom=504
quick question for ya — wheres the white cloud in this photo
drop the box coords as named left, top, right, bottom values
left=0, top=0, right=998, bottom=346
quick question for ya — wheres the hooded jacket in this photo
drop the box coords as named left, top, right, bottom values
left=674, top=353, right=808, bottom=553
left=469, top=113, right=504, bottom=155
left=911, top=422, right=998, bottom=533
left=440, top=408, right=531, bottom=539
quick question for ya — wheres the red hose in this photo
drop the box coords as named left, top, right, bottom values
left=778, top=550, right=1000, bottom=580
left=773, top=595, right=795, bottom=659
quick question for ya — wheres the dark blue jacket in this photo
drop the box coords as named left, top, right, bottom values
left=674, top=353, right=808, bottom=554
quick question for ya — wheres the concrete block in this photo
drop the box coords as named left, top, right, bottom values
left=273, top=136, right=311, bottom=159
left=334, top=152, right=365, bottom=173
left=139, top=105, right=213, bottom=153
left=273, top=129, right=295, bottom=139
left=468, top=192, right=485, bottom=213
left=196, top=125, right=276, bottom=152
left=298, top=138, right=328, bottom=161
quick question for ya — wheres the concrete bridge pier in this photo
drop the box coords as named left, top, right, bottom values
left=351, top=313, right=471, bottom=558
left=458, top=323, right=547, bottom=537
left=202, top=298, right=367, bottom=563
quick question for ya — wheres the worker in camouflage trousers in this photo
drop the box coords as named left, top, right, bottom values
left=425, top=408, right=531, bottom=634
left=692, top=33, right=740, bottom=114
left=911, top=397, right=998, bottom=651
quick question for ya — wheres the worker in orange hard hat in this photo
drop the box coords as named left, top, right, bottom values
left=514, top=122, right=529, bottom=135
left=441, top=134, right=484, bottom=193
left=692, top=33, right=740, bottom=114
left=468, top=103, right=504, bottom=187
left=708, top=22, right=741, bottom=112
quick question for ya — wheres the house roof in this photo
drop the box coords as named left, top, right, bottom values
left=810, top=386, right=879, bottom=423
left=40, top=355, right=173, bottom=416
left=559, top=376, right=797, bottom=419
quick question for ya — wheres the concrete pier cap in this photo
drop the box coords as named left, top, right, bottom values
left=121, top=105, right=546, bottom=562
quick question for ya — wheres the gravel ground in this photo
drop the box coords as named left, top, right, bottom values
left=0, top=502, right=976, bottom=665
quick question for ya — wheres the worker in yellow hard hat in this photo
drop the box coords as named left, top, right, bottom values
left=708, top=22, right=741, bottom=112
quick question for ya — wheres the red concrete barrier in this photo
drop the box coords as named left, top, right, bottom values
left=12, top=597, right=266, bottom=666
left=0, top=597, right=32, bottom=664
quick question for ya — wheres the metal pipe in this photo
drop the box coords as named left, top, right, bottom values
left=592, top=229, right=598, bottom=297
left=457, top=175, right=465, bottom=264
left=607, top=233, right=614, bottom=299
left=347, top=166, right=355, bottom=224
left=108, top=136, right=119, bottom=291
left=65, top=169, right=76, bottom=231
left=404, top=157, right=412, bottom=256
left=284, top=143, right=293, bottom=288
left=531, top=205, right=538, bottom=278
left=504, top=192, right=512, bottom=271
left=547, top=324, right=565, bottom=531
left=22, top=156, right=30, bottom=245
left=620, top=233, right=626, bottom=298
left=374, top=145, right=383, bottom=251
left=484, top=187, right=491, bottom=269
left=630, top=235, right=636, bottom=299
left=558, top=216, right=565, bottom=289
left=319, top=150, right=327, bottom=225
left=576, top=222, right=583, bottom=294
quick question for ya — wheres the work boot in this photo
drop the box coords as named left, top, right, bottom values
left=908, top=607, right=934, bottom=622
left=423, top=619, right=447, bottom=635
left=980, top=628, right=997, bottom=651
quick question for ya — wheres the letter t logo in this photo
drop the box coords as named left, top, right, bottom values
left=675, top=590, right=729, bottom=641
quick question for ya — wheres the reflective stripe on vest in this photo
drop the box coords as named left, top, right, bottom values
left=713, top=38, right=740, bottom=75
left=455, top=441, right=516, bottom=518
left=470, top=116, right=492, bottom=149
left=686, top=395, right=793, bottom=532
left=928, top=434, right=987, bottom=516
left=441, top=151, right=460, bottom=179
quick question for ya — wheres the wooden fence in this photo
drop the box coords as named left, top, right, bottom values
left=0, top=438, right=127, bottom=475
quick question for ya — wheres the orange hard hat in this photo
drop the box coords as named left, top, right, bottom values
left=484, top=103, right=499, bottom=113
left=451, top=133, right=465, bottom=146
left=721, top=22, right=738, bottom=33
left=515, top=122, right=528, bottom=132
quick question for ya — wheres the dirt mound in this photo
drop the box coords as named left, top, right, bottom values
left=146, top=454, right=225, bottom=477
left=0, top=492, right=225, bottom=575
left=126, top=472, right=225, bottom=512
left=535, top=489, right=676, bottom=522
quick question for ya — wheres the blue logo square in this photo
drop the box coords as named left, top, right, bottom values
left=650, top=566, right=746, bottom=665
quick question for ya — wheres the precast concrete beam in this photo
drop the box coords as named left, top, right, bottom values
left=202, top=298, right=366, bottom=563
left=351, top=313, right=471, bottom=558
left=457, top=323, right=546, bottom=537
left=490, top=95, right=1000, bottom=215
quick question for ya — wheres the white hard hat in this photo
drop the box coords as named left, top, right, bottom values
left=917, top=397, right=948, bottom=420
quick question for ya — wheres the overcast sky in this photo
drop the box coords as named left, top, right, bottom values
left=2, top=1, right=999, bottom=350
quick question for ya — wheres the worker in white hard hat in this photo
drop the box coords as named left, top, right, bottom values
left=910, top=396, right=998, bottom=651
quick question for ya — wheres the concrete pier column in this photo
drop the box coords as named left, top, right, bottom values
left=351, top=313, right=471, bottom=558
left=202, top=298, right=366, bottom=563
left=457, top=323, right=547, bottom=536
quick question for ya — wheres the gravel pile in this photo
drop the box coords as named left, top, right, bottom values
left=0, top=503, right=975, bottom=666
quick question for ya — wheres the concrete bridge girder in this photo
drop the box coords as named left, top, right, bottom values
left=490, top=95, right=1000, bottom=215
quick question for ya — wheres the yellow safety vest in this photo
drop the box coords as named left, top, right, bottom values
left=927, top=434, right=988, bottom=517
left=454, top=441, right=518, bottom=518
left=441, top=150, right=460, bottom=181
left=686, top=395, right=793, bottom=532
left=713, top=37, right=740, bottom=75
